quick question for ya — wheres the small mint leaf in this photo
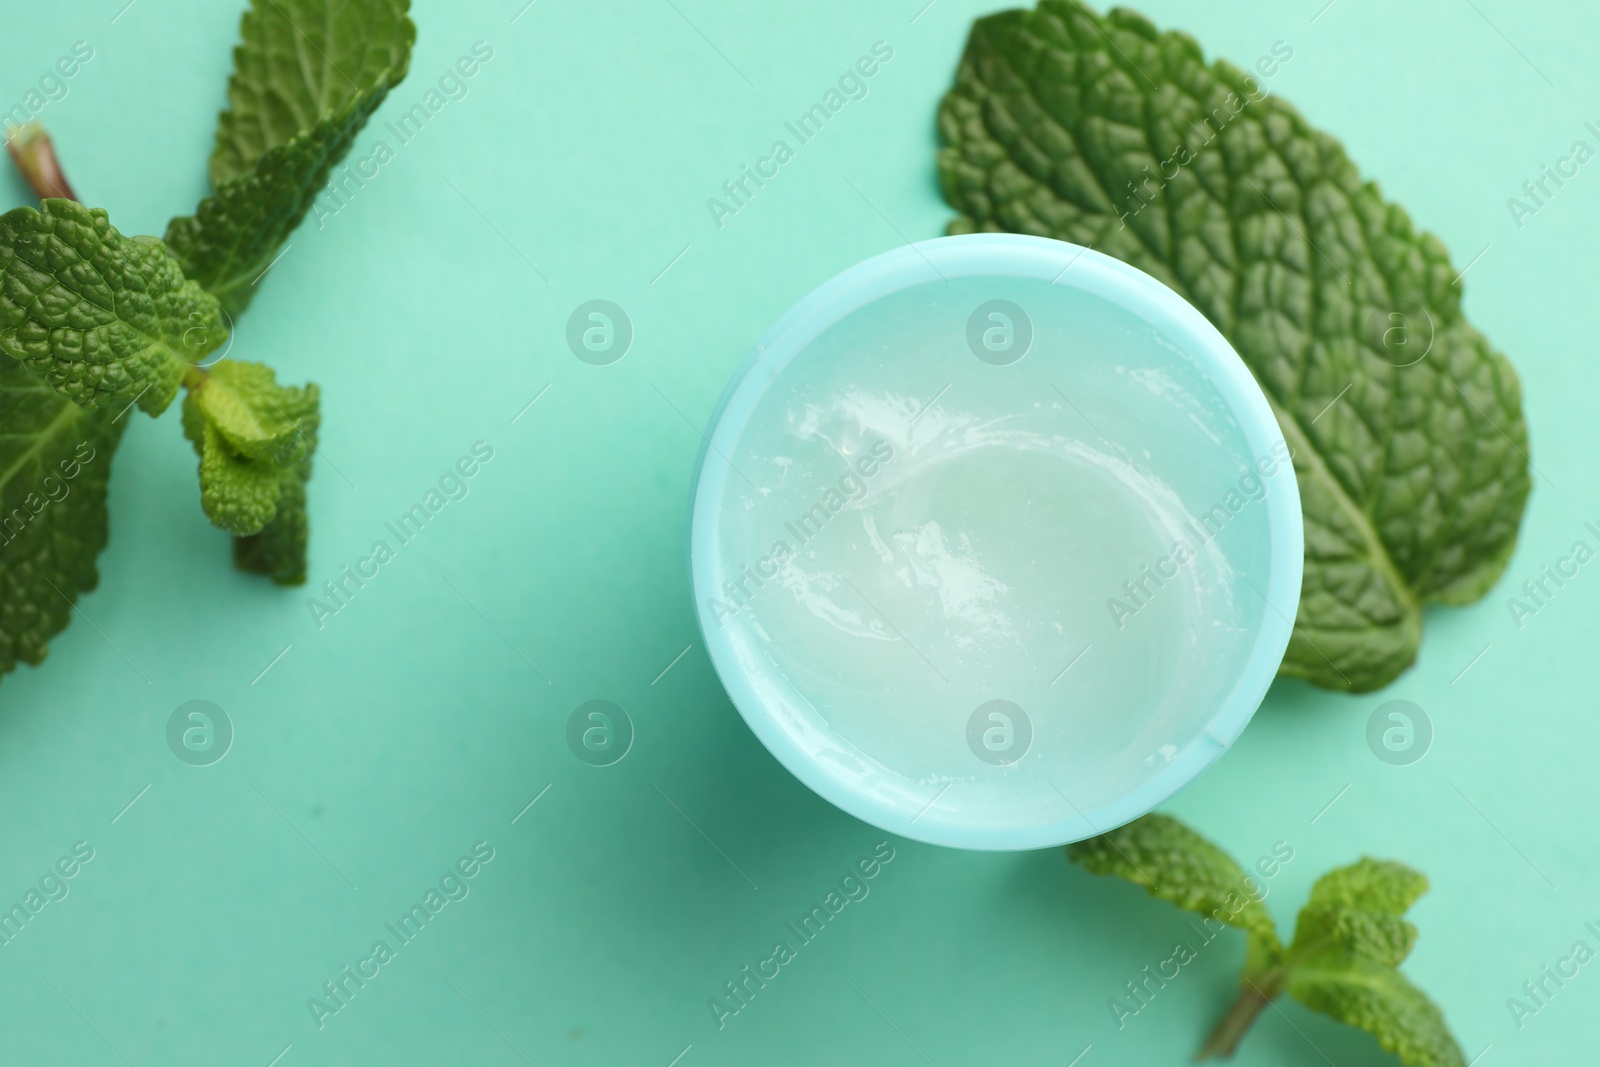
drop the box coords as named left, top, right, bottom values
left=183, top=359, right=318, bottom=544
left=1290, top=857, right=1428, bottom=968
left=0, top=356, right=124, bottom=682
left=234, top=460, right=311, bottom=585
left=1287, top=951, right=1466, bottom=1067
left=1068, top=813, right=1282, bottom=955
left=193, top=422, right=282, bottom=536
left=0, top=200, right=225, bottom=413
left=189, top=358, right=311, bottom=465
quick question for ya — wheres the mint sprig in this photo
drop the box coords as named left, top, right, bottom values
left=0, top=0, right=413, bottom=686
left=938, top=0, right=1531, bottom=691
left=1069, top=814, right=1465, bottom=1065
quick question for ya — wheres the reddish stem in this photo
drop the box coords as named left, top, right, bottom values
left=5, top=123, right=78, bottom=201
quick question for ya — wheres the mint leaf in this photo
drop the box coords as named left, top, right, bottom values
left=1068, top=813, right=1281, bottom=953
left=234, top=459, right=310, bottom=585
left=937, top=0, right=1531, bottom=691
left=0, top=200, right=226, bottom=414
left=182, top=359, right=318, bottom=546
left=187, top=358, right=311, bottom=466
left=191, top=423, right=284, bottom=535
left=209, top=0, right=415, bottom=185
left=1288, top=953, right=1466, bottom=1067
left=166, top=0, right=414, bottom=314
left=164, top=93, right=391, bottom=316
left=0, top=357, right=124, bottom=679
left=1290, top=858, right=1427, bottom=968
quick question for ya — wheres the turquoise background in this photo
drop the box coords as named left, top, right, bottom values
left=0, top=0, right=1593, bottom=1063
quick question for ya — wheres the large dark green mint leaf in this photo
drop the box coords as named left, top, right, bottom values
left=166, top=0, right=415, bottom=315
left=0, top=200, right=226, bottom=415
left=937, top=0, right=1531, bottom=691
left=0, top=357, right=124, bottom=680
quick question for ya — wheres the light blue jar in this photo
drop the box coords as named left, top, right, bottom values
left=690, top=235, right=1303, bottom=850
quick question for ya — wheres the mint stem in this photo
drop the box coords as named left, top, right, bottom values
left=5, top=123, right=78, bottom=202
left=1197, top=972, right=1283, bottom=1060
